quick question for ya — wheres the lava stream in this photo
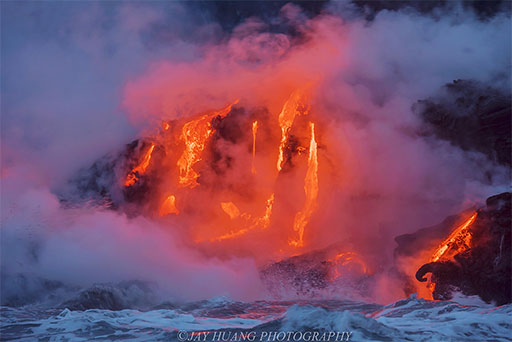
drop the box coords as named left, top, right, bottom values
left=177, top=101, right=238, bottom=188
left=213, top=193, right=275, bottom=242
left=430, top=212, right=477, bottom=262
left=276, top=90, right=309, bottom=172
left=252, top=120, right=258, bottom=174
left=290, top=122, right=319, bottom=247
left=124, top=143, right=155, bottom=187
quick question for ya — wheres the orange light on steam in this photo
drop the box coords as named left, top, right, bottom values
left=329, top=251, right=368, bottom=280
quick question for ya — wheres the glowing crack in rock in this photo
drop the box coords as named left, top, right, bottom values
left=124, top=143, right=155, bottom=187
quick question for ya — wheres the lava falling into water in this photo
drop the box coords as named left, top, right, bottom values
left=252, top=120, right=258, bottom=175
left=290, top=122, right=319, bottom=247
left=124, top=143, right=155, bottom=187
left=121, top=93, right=321, bottom=254
left=430, top=212, right=478, bottom=262
left=177, top=101, right=237, bottom=188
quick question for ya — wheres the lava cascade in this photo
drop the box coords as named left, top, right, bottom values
left=121, top=91, right=322, bottom=259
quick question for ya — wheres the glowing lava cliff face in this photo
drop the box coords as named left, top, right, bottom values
left=389, top=192, right=511, bottom=305
left=106, top=91, right=326, bottom=261
left=13, top=1, right=506, bottom=305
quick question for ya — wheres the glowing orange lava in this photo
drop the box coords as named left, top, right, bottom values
left=159, top=194, right=179, bottom=216
left=251, top=120, right=258, bottom=174
left=124, top=143, right=155, bottom=187
left=420, top=212, right=478, bottom=296
left=257, top=193, right=274, bottom=230
left=125, top=93, right=325, bottom=254
left=221, top=201, right=241, bottom=219
left=177, top=101, right=238, bottom=188
left=290, top=122, right=318, bottom=247
left=277, top=90, right=309, bottom=172
left=430, top=212, right=477, bottom=262
left=212, top=193, right=275, bottom=242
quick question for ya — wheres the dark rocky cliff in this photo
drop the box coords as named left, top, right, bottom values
left=410, top=192, right=511, bottom=305
left=416, top=80, right=511, bottom=167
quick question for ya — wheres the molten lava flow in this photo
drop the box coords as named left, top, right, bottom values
left=421, top=212, right=478, bottom=297
left=290, top=122, right=319, bottom=247
left=329, top=251, right=368, bottom=280
left=176, top=114, right=214, bottom=188
left=212, top=227, right=250, bottom=242
left=257, top=193, right=275, bottom=229
left=159, top=194, right=179, bottom=216
left=221, top=202, right=241, bottom=219
left=122, top=95, right=325, bottom=254
left=177, top=101, right=237, bottom=188
left=277, top=90, right=309, bottom=172
left=212, top=193, right=275, bottom=242
left=251, top=120, right=258, bottom=174
left=430, top=212, right=478, bottom=262
left=124, top=144, right=155, bottom=187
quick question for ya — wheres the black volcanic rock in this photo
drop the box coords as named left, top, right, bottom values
left=0, top=273, right=72, bottom=307
left=415, top=80, right=511, bottom=167
left=260, top=245, right=372, bottom=298
left=61, top=281, right=156, bottom=311
left=394, top=210, right=476, bottom=259
left=62, top=285, right=126, bottom=311
left=60, top=138, right=161, bottom=211
left=261, top=249, right=331, bottom=297
left=414, top=192, right=512, bottom=305
left=63, top=153, right=119, bottom=208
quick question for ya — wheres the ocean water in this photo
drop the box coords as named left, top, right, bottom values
left=1, top=295, right=511, bottom=342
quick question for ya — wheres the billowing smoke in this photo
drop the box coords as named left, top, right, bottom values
left=1, top=1, right=510, bottom=305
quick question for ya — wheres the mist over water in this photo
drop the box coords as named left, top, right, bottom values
left=1, top=1, right=510, bottom=306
